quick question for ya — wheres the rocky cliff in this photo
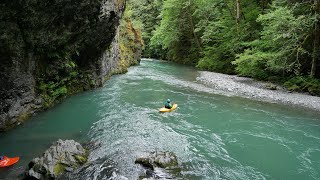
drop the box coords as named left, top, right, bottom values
left=0, top=0, right=142, bottom=131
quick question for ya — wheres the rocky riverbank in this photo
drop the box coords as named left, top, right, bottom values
left=198, top=71, right=320, bottom=111
left=24, top=139, right=88, bottom=180
left=0, top=0, right=142, bottom=132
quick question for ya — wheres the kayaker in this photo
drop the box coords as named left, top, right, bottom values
left=165, top=99, right=173, bottom=109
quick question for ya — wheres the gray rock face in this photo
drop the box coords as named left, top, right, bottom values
left=0, top=0, right=127, bottom=131
left=99, top=22, right=142, bottom=78
left=0, top=56, right=37, bottom=131
left=96, top=28, right=123, bottom=84
left=25, top=139, right=88, bottom=180
left=135, top=152, right=181, bottom=180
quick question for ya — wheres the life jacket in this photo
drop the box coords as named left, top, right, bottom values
left=165, top=102, right=172, bottom=109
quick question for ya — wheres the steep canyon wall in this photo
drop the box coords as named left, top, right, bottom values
left=0, top=0, right=142, bottom=131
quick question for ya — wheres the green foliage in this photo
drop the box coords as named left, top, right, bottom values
left=150, top=0, right=201, bottom=64
left=234, top=4, right=313, bottom=78
left=36, top=56, right=85, bottom=108
left=193, top=0, right=263, bottom=73
left=51, top=86, right=68, bottom=97
left=126, top=0, right=163, bottom=58
left=233, top=50, right=275, bottom=79
left=284, top=76, right=320, bottom=96
left=129, top=0, right=320, bottom=95
left=197, top=47, right=235, bottom=74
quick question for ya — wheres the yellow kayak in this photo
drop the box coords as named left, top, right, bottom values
left=159, top=104, right=178, bottom=113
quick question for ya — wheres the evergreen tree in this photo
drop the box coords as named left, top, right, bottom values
left=151, top=0, right=200, bottom=64
left=128, top=0, right=320, bottom=95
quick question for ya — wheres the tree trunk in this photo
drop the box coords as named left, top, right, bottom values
left=236, top=0, right=241, bottom=25
left=187, top=0, right=202, bottom=52
left=311, top=0, right=320, bottom=78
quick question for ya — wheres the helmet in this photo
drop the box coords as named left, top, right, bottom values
left=167, top=99, right=171, bottom=103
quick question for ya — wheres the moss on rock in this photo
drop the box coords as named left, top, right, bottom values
left=26, top=140, right=89, bottom=179
left=0, top=0, right=134, bottom=132
left=53, top=163, right=67, bottom=176
left=74, top=155, right=87, bottom=165
left=112, top=15, right=143, bottom=75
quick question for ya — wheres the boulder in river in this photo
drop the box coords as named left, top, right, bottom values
left=24, top=139, right=88, bottom=180
left=135, top=151, right=181, bottom=180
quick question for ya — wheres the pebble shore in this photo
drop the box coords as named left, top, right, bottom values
left=197, top=71, right=320, bottom=111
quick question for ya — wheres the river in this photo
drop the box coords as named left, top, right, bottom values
left=1, top=59, right=320, bottom=179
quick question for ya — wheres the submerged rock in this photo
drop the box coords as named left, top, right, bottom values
left=135, top=151, right=181, bottom=180
left=58, top=157, right=124, bottom=180
left=24, top=139, right=88, bottom=180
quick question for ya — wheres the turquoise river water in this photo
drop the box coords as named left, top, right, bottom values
left=1, top=59, right=320, bottom=179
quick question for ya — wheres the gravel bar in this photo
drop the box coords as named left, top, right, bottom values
left=197, top=71, right=320, bottom=112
